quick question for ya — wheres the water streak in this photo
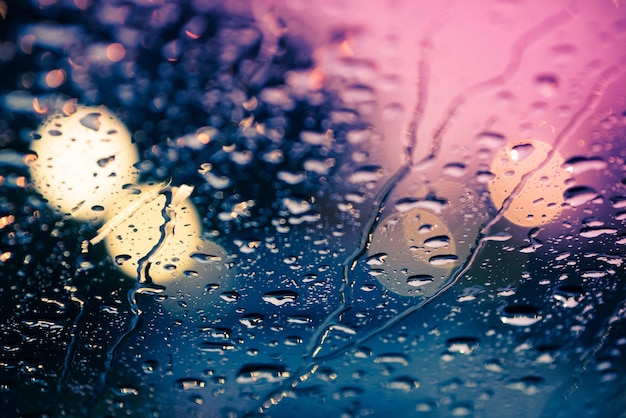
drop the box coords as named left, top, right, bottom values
left=253, top=7, right=582, bottom=415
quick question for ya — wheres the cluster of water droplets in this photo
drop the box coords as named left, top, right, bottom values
left=2, top=0, right=626, bottom=417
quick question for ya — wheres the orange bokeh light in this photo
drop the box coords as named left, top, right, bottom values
left=106, top=43, right=125, bottom=62
left=45, top=69, right=65, bottom=88
left=488, top=139, right=570, bottom=227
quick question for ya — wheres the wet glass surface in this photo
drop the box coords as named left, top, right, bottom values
left=1, top=0, right=626, bottom=417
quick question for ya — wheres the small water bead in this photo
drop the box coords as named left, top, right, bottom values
left=112, top=385, right=139, bottom=396
left=499, top=305, right=542, bottom=326
left=535, top=73, right=559, bottom=98
left=510, top=143, right=535, bottom=162
left=348, top=165, right=384, bottom=183
left=446, top=337, right=480, bottom=355
left=239, top=313, right=265, bottom=329
left=415, top=400, right=437, bottom=412
left=286, top=315, right=312, bottom=325
left=219, top=291, right=240, bottom=302
left=262, top=291, right=298, bottom=306
left=174, top=378, right=206, bottom=390
left=190, top=253, right=222, bottom=263
left=386, top=376, right=420, bottom=392
left=373, top=353, right=409, bottom=366
left=236, top=364, right=290, bottom=384
left=443, top=162, right=467, bottom=178
left=505, top=376, right=544, bottom=395
left=553, top=284, right=584, bottom=308
left=366, top=253, right=388, bottom=266
left=475, top=131, right=506, bottom=148
left=198, top=342, right=235, bottom=353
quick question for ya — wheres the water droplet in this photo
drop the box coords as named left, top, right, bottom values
left=497, top=285, right=516, bottom=297
left=198, top=342, right=235, bottom=353
left=406, top=275, right=434, bottom=287
left=183, top=16, right=207, bottom=39
left=553, top=284, right=584, bottom=308
left=416, top=400, right=437, bottom=412
left=484, top=359, right=504, bottom=373
left=476, top=170, right=496, bottom=183
left=580, top=227, right=618, bottom=238
left=510, top=143, right=535, bottom=162
left=475, top=131, right=505, bottom=148
left=282, top=197, right=311, bottom=215
left=236, top=364, right=290, bottom=384
left=96, top=154, right=116, bottom=167
left=562, top=156, right=608, bottom=175
left=203, top=283, right=219, bottom=293
left=443, top=162, right=466, bottom=177
left=112, top=385, right=139, bottom=396
left=346, top=129, right=371, bottom=144
left=240, top=313, right=264, bottom=328
left=330, top=324, right=357, bottom=335
left=174, top=378, right=206, bottom=390
left=423, top=235, right=451, bottom=248
left=277, top=170, right=305, bottom=185
left=190, top=252, right=222, bottom=263
left=500, top=305, right=542, bottom=326
left=285, top=335, right=303, bottom=346
left=114, top=254, right=131, bottom=266
left=505, top=376, right=544, bottom=395
left=456, top=286, right=484, bottom=302
left=428, top=254, right=458, bottom=266
left=220, top=291, right=240, bottom=302
left=373, top=353, right=409, bottom=366
left=333, top=386, right=364, bottom=399
left=535, top=74, right=559, bottom=98
left=450, top=403, right=473, bottom=416
left=286, top=315, right=312, bottom=325
left=78, top=112, right=101, bottom=131
left=262, top=291, right=298, bottom=306
left=132, top=361, right=155, bottom=378
left=563, top=186, right=599, bottom=207
left=394, top=197, right=447, bottom=214
left=446, top=337, right=480, bottom=355
left=366, top=253, right=388, bottom=266
left=387, top=376, right=420, bottom=391
left=360, top=283, right=377, bottom=292
left=348, top=165, right=383, bottom=183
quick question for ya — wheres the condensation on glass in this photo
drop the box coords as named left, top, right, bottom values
left=1, top=0, right=626, bottom=417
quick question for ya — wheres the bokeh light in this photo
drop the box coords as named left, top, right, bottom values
left=29, top=106, right=139, bottom=222
left=488, top=139, right=570, bottom=227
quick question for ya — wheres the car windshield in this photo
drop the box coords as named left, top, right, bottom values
left=1, top=1, right=626, bottom=417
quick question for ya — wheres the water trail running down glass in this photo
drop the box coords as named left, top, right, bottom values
left=252, top=8, right=587, bottom=415
left=82, top=185, right=181, bottom=414
left=57, top=290, right=85, bottom=394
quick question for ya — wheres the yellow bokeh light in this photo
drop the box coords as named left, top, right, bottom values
left=29, top=104, right=230, bottom=289
left=102, top=183, right=206, bottom=284
left=371, top=208, right=457, bottom=296
left=29, top=106, right=139, bottom=222
left=369, top=181, right=487, bottom=296
left=488, top=139, right=570, bottom=227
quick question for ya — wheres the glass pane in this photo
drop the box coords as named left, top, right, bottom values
left=1, top=0, right=626, bottom=416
